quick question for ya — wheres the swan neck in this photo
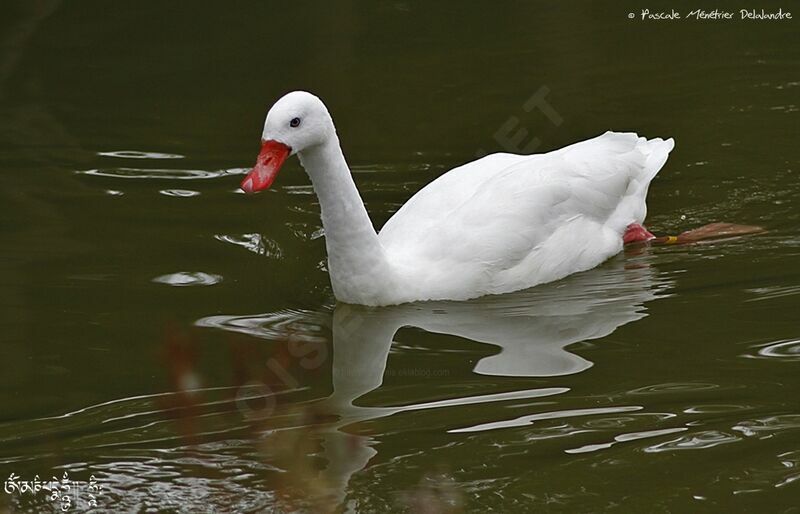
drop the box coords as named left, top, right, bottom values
left=299, top=136, right=394, bottom=304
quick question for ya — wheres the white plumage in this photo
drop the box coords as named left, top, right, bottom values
left=380, top=131, right=674, bottom=301
left=242, top=91, right=674, bottom=306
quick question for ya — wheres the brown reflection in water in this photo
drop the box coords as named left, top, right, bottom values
left=158, top=324, right=205, bottom=445
left=157, top=322, right=387, bottom=512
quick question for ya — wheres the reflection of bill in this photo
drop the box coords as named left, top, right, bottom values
left=646, top=223, right=764, bottom=247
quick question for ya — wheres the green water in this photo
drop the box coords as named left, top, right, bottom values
left=1, top=1, right=799, bottom=512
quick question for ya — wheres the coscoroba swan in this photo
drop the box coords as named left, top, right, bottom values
left=240, top=91, right=674, bottom=306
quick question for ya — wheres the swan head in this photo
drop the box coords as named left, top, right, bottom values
left=241, top=91, right=334, bottom=193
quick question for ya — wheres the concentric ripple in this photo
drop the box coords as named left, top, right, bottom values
left=214, top=234, right=283, bottom=258
left=159, top=189, right=201, bottom=197
left=745, top=285, right=800, bottom=303
left=195, top=309, right=329, bottom=343
left=97, top=150, right=185, bottom=159
left=78, top=167, right=229, bottom=180
left=732, top=415, right=800, bottom=437
left=743, top=338, right=800, bottom=360
left=152, top=272, right=222, bottom=287
left=643, top=430, right=741, bottom=452
left=627, top=383, right=720, bottom=395
left=566, top=427, right=688, bottom=454
left=449, top=405, right=643, bottom=433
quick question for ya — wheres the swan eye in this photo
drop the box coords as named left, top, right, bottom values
left=289, top=117, right=301, bottom=128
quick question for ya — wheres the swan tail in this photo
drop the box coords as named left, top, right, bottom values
left=604, top=134, right=675, bottom=232
left=639, top=136, right=675, bottom=187
left=630, top=136, right=674, bottom=225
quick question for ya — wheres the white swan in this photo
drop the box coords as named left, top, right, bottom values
left=241, top=91, right=674, bottom=306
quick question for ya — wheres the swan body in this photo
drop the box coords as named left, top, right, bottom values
left=241, top=91, right=674, bottom=306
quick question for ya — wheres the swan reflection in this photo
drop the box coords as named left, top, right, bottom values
left=195, top=255, right=669, bottom=509
left=332, top=256, right=668, bottom=382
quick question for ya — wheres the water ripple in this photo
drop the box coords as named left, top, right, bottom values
left=745, top=285, right=800, bottom=303
left=214, top=234, right=282, bottom=258
left=582, top=412, right=677, bottom=429
left=283, top=184, right=315, bottom=195
left=77, top=167, right=245, bottom=180
left=643, top=430, right=740, bottom=452
left=732, top=415, right=800, bottom=437
left=683, top=404, right=754, bottom=414
left=159, top=189, right=201, bottom=197
left=74, top=451, right=272, bottom=512
left=566, top=427, right=688, bottom=454
left=743, top=338, right=800, bottom=360
left=627, top=383, right=719, bottom=395
left=97, top=150, right=185, bottom=159
left=286, top=223, right=325, bottom=241
left=776, top=451, right=800, bottom=488
left=195, top=309, right=328, bottom=343
left=152, top=272, right=222, bottom=287
left=449, top=405, right=643, bottom=434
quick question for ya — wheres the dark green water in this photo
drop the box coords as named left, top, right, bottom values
left=1, top=1, right=799, bottom=512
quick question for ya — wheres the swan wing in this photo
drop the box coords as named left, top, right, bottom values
left=378, top=131, right=674, bottom=299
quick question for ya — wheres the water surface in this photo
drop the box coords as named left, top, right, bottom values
left=1, top=1, right=799, bottom=512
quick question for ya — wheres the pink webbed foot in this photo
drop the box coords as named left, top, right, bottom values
left=623, top=223, right=656, bottom=245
